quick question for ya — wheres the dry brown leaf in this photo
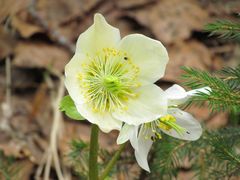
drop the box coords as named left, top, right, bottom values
left=0, top=27, right=15, bottom=59
left=163, top=40, right=212, bottom=83
left=187, top=105, right=211, bottom=122
left=0, top=139, right=27, bottom=158
left=58, top=4, right=122, bottom=46
left=115, top=0, right=156, bottom=9
left=0, top=93, right=49, bottom=162
left=177, top=171, right=195, bottom=180
left=36, top=0, right=101, bottom=26
left=128, top=0, right=209, bottom=44
left=13, top=42, right=70, bottom=74
left=0, top=135, right=46, bottom=164
left=15, top=160, right=34, bottom=180
left=199, top=0, right=240, bottom=16
left=11, top=13, right=44, bottom=38
left=0, top=0, right=29, bottom=23
left=206, top=112, right=228, bottom=129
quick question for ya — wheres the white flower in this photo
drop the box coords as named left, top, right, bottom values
left=64, top=13, right=169, bottom=133
left=117, top=84, right=210, bottom=171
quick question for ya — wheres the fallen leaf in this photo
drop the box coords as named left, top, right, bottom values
left=177, top=171, right=195, bottom=180
left=0, top=27, right=15, bottom=60
left=0, top=0, right=29, bottom=23
left=206, top=112, right=228, bottom=129
left=115, top=0, right=156, bottom=9
left=36, top=0, right=101, bottom=26
left=163, top=40, right=212, bottom=83
left=128, top=0, right=209, bottom=44
left=199, top=0, right=240, bottom=16
left=11, top=12, right=44, bottom=38
left=13, top=42, right=70, bottom=74
left=187, top=105, right=211, bottom=122
left=15, top=160, right=34, bottom=180
left=0, top=139, right=27, bottom=158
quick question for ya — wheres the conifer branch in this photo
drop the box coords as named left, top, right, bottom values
left=150, top=128, right=240, bottom=179
left=181, top=66, right=240, bottom=112
left=204, top=20, right=240, bottom=40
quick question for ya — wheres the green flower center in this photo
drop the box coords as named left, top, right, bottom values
left=77, top=48, right=141, bottom=113
left=103, top=76, right=122, bottom=93
left=142, top=114, right=186, bottom=141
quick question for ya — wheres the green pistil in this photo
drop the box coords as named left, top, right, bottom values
left=158, top=115, right=186, bottom=135
left=103, top=76, right=122, bottom=93
left=143, top=115, right=187, bottom=142
left=160, top=120, right=185, bottom=135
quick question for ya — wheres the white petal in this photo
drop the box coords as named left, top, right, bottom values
left=65, top=53, right=86, bottom=77
left=113, top=85, right=168, bottom=126
left=187, top=87, right=211, bottom=96
left=162, top=109, right=202, bottom=141
left=76, top=13, right=120, bottom=56
left=129, top=126, right=140, bottom=151
left=165, top=84, right=188, bottom=106
left=117, top=124, right=135, bottom=144
left=75, top=103, right=122, bottom=133
left=117, top=124, right=140, bottom=151
left=118, top=34, right=169, bottom=85
left=134, top=127, right=153, bottom=172
left=65, top=53, right=86, bottom=104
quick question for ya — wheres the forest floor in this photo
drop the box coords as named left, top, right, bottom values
left=0, top=0, right=240, bottom=179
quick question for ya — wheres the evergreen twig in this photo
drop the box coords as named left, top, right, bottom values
left=182, top=66, right=240, bottom=112
left=204, top=20, right=240, bottom=40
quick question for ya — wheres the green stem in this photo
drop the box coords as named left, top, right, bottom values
left=89, top=124, right=99, bottom=180
left=99, top=143, right=126, bottom=180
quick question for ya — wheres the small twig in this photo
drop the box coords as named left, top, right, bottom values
left=0, top=57, right=12, bottom=131
left=52, top=77, right=65, bottom=180
left=43, top=149, right=53, bottom=180
left=28, top=0, right=75, bottom=53
left=43, top=76, right=65, bottom=180
left=35, top=152, right=47, bottom=180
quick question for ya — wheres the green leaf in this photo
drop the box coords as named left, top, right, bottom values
left=59, top=95, right=85, bottom=120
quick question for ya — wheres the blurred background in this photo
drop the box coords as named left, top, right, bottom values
left=0, top=0, right=240, bottom=179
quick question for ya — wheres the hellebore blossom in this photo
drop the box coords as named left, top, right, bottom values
left=117, top=84, right=211, bottom=172
left=64, top=13, right=169, bottom=132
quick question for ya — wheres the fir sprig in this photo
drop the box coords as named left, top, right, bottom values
left=0, top=151, right=19, bottom=180
left=204, top=20, right=240, bottom=40
left=182, top=66, right=240, bottom=112
left=149, top=128, right=240, bottom=180
left=68, top=139, right=124, bottom=179
left=219, top=65, right=240, bottom=89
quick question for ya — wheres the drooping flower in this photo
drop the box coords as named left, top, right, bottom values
left=64, top=13, right=169, bottom=133
left=117, top=84, right=211, bottom=171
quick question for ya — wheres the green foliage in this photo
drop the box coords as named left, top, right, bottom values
left=68, top=140, right=133, bottom=180
left=219, top=65, right=240, bottom=89
left=0, top=151, right=19, bottom=180
left=59, top=95, right=85, bottom=120
left=68, top=140, right=89, bottom=179
left=182, top=66, right=240, bottom=112
left=204, top=19, right=240, bottom=40
left=148, top=128, right=240, bottom=180
left=68, top=139, right=119, bottom=179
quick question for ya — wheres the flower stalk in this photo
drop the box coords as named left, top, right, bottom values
left=99, top=143, right=126, bottom=180
left=89, top=124, right=99, bottom=180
